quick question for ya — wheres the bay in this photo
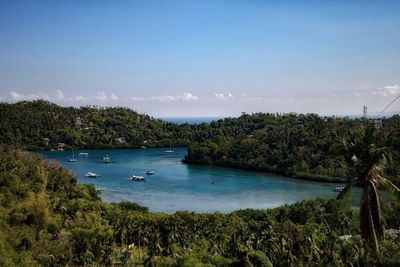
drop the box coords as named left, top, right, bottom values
left=40, top=148, right=354, bottom=213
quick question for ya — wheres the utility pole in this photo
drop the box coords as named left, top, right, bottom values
left=363, top=105, right=367, bottom=119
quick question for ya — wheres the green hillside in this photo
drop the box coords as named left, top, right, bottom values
left=1, top=145, right=400, bottom=266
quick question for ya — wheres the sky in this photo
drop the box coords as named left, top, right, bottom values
left=0, top=0, right=399, bottom=117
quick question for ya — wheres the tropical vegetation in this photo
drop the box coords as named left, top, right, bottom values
left=1, top=101, right=400, bottom=265
left=2, top=100, right=400, bottom=184
left=184, top=114, right=400, bottom=185
left=1, top=145, right=400, bottom=266
left=336, top=124, right=400, bottom=253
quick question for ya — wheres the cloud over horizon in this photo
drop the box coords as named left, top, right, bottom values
left=3, top=84, right=399, bottom=117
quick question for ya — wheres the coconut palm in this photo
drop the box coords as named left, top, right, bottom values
left=337, top=124, right=400, bottom=253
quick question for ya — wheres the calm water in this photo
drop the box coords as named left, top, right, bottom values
left=159, top=117, right=225, bottom=124
left=40, top=148, right=351, bottom=213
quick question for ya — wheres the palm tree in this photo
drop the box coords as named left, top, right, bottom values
left=337, top=124, right=400, bottom=253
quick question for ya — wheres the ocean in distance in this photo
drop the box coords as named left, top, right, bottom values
left=40, top=148, right=357, bottom=213
left=159, top=117, right=224, bottom=124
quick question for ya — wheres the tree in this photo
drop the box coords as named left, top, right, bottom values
left=337, top=124, right=400, bottom=253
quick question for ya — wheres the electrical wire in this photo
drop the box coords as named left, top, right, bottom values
left=375, top=94, right=400, bottom=118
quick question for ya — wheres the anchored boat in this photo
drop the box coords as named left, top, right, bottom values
left=85, top=172, right=98, bottom=178
left=131, top=175, right=145, bottom=181
left=102, top=155, right=111, bottom=163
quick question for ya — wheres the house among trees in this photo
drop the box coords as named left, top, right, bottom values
left=42, top=137, right=50, bottom=146
left=116, top=137, right=126, bottom=144
left=57, top=143, right=65, bottom=151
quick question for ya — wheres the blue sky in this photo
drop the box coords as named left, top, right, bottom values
left=0, top=0, right=399, bottom=117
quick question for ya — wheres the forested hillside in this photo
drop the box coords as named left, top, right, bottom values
left=1, top=145, right=400, bottom=266
left=0, top=100, right=185, bottom=150
left=2, top=101, right=399, bottom=183
left=185, top=114, right=400, bottom=183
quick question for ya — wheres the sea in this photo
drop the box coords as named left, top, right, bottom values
left=159, top=117, right=225, bottom=124
left=40, top=148, right=359, bottom=213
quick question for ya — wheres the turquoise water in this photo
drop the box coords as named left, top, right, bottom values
left=40, top=148, right=350, bottom=213
left=159, top=117, right=224, bottom=124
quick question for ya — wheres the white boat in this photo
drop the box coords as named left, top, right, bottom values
left=102, top=155, right=111, bottom=163
left=79, top=152, right=89, bottom=156
left=165, top=142, right=174, bottom=153
left=131, top=175, right=145, bottom=181
left=85, top=172, right=98, bottom=178
left=146, top=170, right=155, bottom=175
left=335, top=186, right=345, bottom=192
left=68, top=150, right=77, bottom=162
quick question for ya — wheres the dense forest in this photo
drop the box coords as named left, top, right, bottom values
left=2, top=101, right=400, bottom=184
left=1, top=145, right=400, bottom=266
left=184, top=114, right=400, bottom=184
left=0, top=100, right=186, bottom=150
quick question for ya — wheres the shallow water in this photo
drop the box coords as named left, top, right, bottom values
left=40, top=148, right=355, bottom=213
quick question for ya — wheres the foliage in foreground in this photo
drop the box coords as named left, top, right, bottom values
left=0, top=146, right=400, bottom=266
left=337, top=124, right=400, bottom=253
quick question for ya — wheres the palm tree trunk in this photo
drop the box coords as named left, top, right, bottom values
left=360, top=187, right=379, bottom=253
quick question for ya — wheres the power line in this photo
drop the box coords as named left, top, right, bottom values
left=375, top=94, right=400, bottom=118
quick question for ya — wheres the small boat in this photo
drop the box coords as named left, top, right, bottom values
left=79, top=152, right=89, bottom=156
left=335, top=186, right=345, bottom=192
left=85, top=172, right=98, bottom=178
left=68, top=150, right=77, bottom=162
left=102, top=155, right=111, bottom=163
left=165, top=142, right=174, bottom=153
left=131, top=175, right=145, bottom=181
left=146, top=170, right=155, bottom=175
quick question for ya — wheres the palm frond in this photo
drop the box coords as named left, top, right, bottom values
left=378, top=175, right=400, bottom=201
left=336, top=181, right=355, bottom=200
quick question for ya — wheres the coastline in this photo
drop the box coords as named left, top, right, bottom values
left=182, top=160, right=348, bottom=184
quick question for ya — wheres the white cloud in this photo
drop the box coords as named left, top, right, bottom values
left=353, top=92, right=361, bottom=97
left=180, top=93, right=199, bottom=101
left=10, top=91, right=25, bottom=100
left=38, top=93, right=50, bottom=100
left=214, top=93, right=225, bottom=100
left=110, top=93, right=119, bottom=101
left=75, top=95, right=85, bottom=101
left=372, top=84, right=400, bottom=97
left=56, top=90, right=64, bottom=100
left=9, top=91, right=50, bottom=101
left=150, top=95, right=176, bottom=102
left=214, top=92, right=235, bottom=100
left=131, top=96, right=145, bottom=101
left=96, top=91, right=107, bottom=101
left=130, top=93, right=199, bottom=102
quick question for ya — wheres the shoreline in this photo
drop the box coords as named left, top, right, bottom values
left=182, top=160, right=348, bottom=184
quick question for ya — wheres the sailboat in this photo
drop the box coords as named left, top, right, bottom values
left=165, top=141, right=174, bottom=153
left=68, top=149, right=77, bottom=162
left=102, top=154, right=111, bottom=163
